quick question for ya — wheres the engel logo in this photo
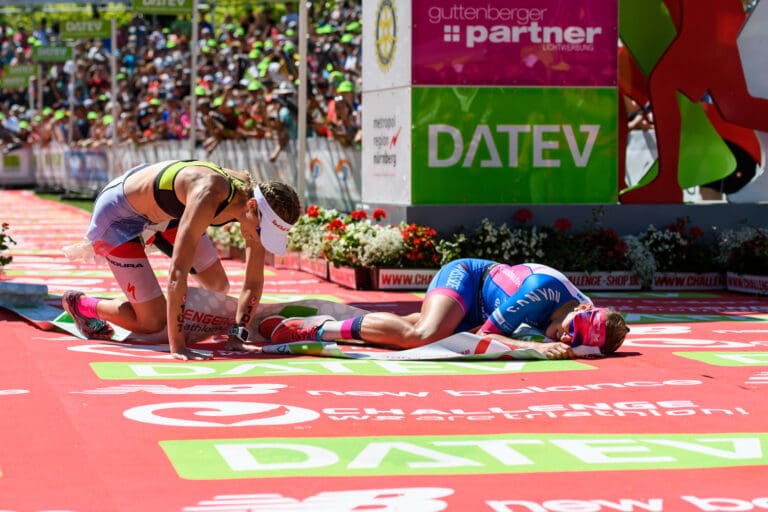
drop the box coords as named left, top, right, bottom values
left=442, top=23, right=604, bottom=48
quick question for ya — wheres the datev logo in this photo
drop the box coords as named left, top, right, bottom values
left=428, top=5, right=604, bottom=50
left=375, top=0, right=398, bottom=71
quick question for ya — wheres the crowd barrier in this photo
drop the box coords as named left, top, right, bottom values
left=5, top=137, right=362, bottom=210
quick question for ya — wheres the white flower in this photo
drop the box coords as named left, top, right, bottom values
left=623, top=234, right=656, bottom=287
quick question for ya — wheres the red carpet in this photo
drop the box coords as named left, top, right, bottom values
left=0, top=190, right=766, bottom=511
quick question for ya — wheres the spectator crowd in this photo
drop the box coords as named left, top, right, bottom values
left=0, top=2, right=363, bottom=160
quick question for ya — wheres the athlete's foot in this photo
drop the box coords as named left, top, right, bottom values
left=270, top=315, right=335, bottom=343
left=61, top=290, right=114, bottom=340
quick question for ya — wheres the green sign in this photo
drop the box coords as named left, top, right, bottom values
left=60, top=19, right=111, bottom=39
left=32, top=46, right=72, bottom=63
left=162, top=432, right=768, bottom=479
left=411, top=87, right=619, bottom=204
left=1, top=65, right=34, bottom=89
left=676, top=352, right=768, bottom=366
left=132, top=0, right=193, bottom=15
left=91, top=359, right=591, bottom=379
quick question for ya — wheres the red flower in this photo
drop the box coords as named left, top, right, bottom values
left=372, top=208, right=387, bottom=221
left=514, top=208, right=533, bottom=224
left=554, top=218, right=572, bottom=232
left=327, top=218, right=346, bottom=232
left=349, top=210, right=368, bottom=221
left=690, top=226, right=703, bottom=238
left=306, top=205, right=319, bottom=218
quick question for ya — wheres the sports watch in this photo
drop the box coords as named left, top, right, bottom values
left=228, top=322, right=249, bottom=342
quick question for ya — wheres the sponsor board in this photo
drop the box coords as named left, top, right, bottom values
left=32, top=46, right=72, bottom=63
left=131, top=0, right=193, bottom=14
left=727, top=272, right=768, bottom=295
left=90, top=359, right=592, bottom=379
left=411, top=87, right=618, bottom=204
left=60, top=19, right=111, bottom=39
left=161, top=432, right=768, bottom=479
left=373, top=267, right=438, bottom=290
left=412, top=0, right=617, bottom=86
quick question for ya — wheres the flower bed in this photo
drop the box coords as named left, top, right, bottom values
left=198, top=206, right=768, bottom=293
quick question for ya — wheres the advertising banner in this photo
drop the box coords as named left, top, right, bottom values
left=361, top=87, right=412, bottom=204
left=132, top=0, right=193, bottom=15
left=411, top=86, right=618, bottom=204
left=362, top=0, right=413, bottom=92
left=412, top=0, right=618, bottom=86
left=0, top=64, right=35, bottom=89
left=60, top=19, right=111, bottom=39
left=32, top=46, right=72, bottom=63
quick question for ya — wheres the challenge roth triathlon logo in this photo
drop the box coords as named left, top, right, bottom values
left=375, top=0, right=398, bottom=71
left=430, top=4, right=603, bottom=51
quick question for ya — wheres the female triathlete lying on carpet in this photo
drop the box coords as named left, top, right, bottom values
left=61, top=159, right=301, bottom=361
left=269, top=259, right=630, bottom=359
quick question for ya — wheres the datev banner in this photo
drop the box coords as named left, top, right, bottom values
left=412, top=0, right=617, bottom=86
left=131, top=0, right=193, bottom=15
left=411, top=86, right=618, bottom=204
left=60, top=19, right=111, bottom=40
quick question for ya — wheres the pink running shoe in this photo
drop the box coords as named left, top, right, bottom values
left=61, top=290, right=115, bottom=340
left=270, top=315, right=334, bottom=343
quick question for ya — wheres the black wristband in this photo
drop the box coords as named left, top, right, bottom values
left=229, top=323, right=249, bottom=342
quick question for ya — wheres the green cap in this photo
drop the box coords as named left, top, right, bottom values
left=346, top=21, right=361, bottom=33
left=195, top=85, right=206, bottom=96
left=87, top=111, right=98, bottom=120
left=42, top=107, right=53, bottom=116
left=248, top=49, right=261, bottom=59
left=336, top=80, right=354, bottom=93
left=149, top=98, right=161, bottom=106
left=54, top=110, right=66, bottom=120
left=340, top=33, right=354, bottom=44
left=116, top=72, right=126, bottom=80
left=252, top=41, right=263, bottom=49
left=212, top=97, right=223, bottom=107
left=19, top=120, right=30, bottom=129
left=328, top=70, right=344, bottom=83
left=166, top=40, right=176, bottom=49
left=283, top=41, right=295, bottom=52
left=285, top=29, right=296, bottom=37
left=102, top=114, right=114, bottom=125
left=247, top=80, right=263, bottom=91
left=316, top=24, right=333, bottom=35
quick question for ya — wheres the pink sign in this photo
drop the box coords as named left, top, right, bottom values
left=412, top=0, right=618, bottom=86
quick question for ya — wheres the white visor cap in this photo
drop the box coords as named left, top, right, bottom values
left=253, top=185, right=294, bottom=255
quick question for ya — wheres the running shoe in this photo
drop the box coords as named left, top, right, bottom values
left=61, top=290, right=115, bottom=340
left=270, top=315, right=334, bottom=343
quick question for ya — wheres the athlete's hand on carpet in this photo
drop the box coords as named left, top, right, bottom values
left=537, top=342, right=575, bottom=360
left=172, top=348, right=213, bottom=361
left=224, top=337, right=261, bottom=352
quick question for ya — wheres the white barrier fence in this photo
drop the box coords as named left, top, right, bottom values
left=3, top=137, right=362, bottom=211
